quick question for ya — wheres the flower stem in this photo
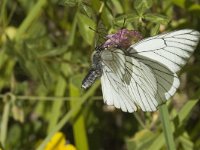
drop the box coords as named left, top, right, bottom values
left=159, top=104, right=176, bottom=150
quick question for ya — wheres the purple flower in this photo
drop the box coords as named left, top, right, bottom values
left=102, top=29, right=143, bottom=49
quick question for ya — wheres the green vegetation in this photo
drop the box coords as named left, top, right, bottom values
left=0, top=0, right=200, bottom=149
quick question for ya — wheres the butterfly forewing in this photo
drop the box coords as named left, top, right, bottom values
left=129, top=29, right=200, bottom=72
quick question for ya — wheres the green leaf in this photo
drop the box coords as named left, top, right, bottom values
left=111, top=0, right=123, bottom=14
left=36, top=81, right=100, bottom=150
left=159, top=104, right=176, bottom=150
left=70, top=75, right=89, bottom=150
left=15, top=0, right=47, bottom=41
left=148, top=99, right=199, bottom=150
left=0, top=95, right=12, bottom=147
left=26, top=22, right=47, bottom=38
left=188, top=4, right=200, bottom=11
left=15, top=44, right=51, bottom=87
left=68, top=13, right=78, bottom=46
left=127, top=129, right=158, bottom=150
left=58, top=0, right=81, bottom=7
left=179, top=132, right=194, bottom=150
left=144, top=13, right=169, bottom=25
left=47, top=76, right=66, bottom=133
left=6, top=124, right=22, bottom=149
left=77, top=13, right=96, bottom=45
left=174, top=99, right=199, bottom=126
left=151, top=24, right=160, bottom=36
left=113, top=13, right=140, bottom=27
left=90, top=0, right=113, bottom=27
left=172, top=0, right=185, bottom=8
left=47, top=50, right=73, bottom=133
left=147, top=133, right=166, bottom=150
left=134, top=0, right=152, bottom=15
left=38, top=46, right=68, bottom=57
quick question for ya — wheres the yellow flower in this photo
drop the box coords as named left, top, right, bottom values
left=44, top=132, right=76, bottom=150
left=59, top=144, right=77, bottom=150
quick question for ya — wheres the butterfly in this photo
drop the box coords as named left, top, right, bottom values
left=82, top=29, right=200, bottom=113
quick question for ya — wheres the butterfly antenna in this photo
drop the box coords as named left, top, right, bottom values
left=89, top=25, right=108, bottom=48
left=89, top=26, right=100, bottom=47
left=115, top=17, right=127, bottom=44
left=118, top=18, right=127, bottom=42
left=89, top=26, right=99, bottom=33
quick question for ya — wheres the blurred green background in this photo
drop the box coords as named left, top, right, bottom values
left=0, top=0, right=200, bottom=150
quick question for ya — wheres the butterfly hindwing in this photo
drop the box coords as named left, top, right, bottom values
left=131, top=54, right=180, bottom=103
left=101, top=48, right=160, bottom=112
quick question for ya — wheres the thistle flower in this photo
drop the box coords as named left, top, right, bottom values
left=103, top=29, right=143, bottom=49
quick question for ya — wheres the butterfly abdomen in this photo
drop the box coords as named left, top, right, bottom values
left=82, top=68, right=102, bottom=89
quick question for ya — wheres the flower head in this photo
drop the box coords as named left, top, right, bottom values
left=103, top=29, right=143, bottom=49
left=44, top=132, right=76, bottom=150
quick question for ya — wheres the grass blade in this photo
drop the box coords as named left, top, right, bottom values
left=36, top=81, right=100, bottom=150
left=0, top=94, right=12, bottom=147
left=47, top=76, right=66, bottom=133
left=70, top=77, right=89, bottom=150
left=159, top=104, right=176, bottom=150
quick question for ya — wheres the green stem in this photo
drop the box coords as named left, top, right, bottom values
left=47, top=76, right=66, bottom=133
left=159, top=104, right=176, bottom=150
left=36, top=81, right=100, bottom=150
left=0, top=95, right=102, bottom=101
left=70, top=77, right=89, bottom=150
left=0, top=0, right=8, bottom=27
left=0, top=94, right=12, bottom=148
left=15, top=0, right=47, bottom=41
left=134, top=113, right=146, bottom=129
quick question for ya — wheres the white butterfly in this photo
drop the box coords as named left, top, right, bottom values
left=82, top=29, right=200, bottom=113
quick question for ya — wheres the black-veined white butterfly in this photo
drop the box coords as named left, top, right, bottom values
left=82, top=29, right=200, bottom=113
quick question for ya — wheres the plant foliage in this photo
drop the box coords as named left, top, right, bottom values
left=0, top=0, right=200, bottom=150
